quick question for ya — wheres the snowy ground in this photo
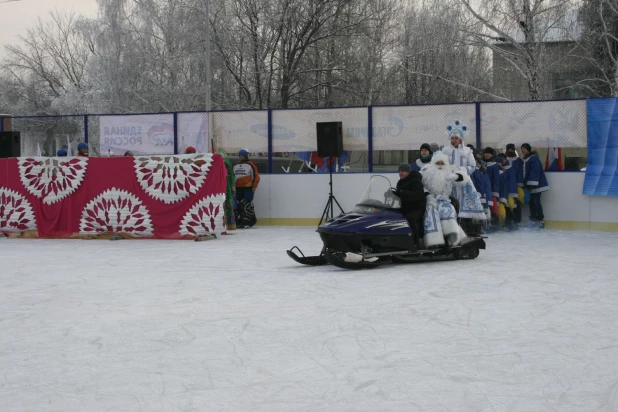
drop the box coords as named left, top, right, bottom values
left=1, top=228, right=618, bottom=412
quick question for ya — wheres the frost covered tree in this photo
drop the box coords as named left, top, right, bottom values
left=460, top=0, right=577, bottom=100
left=91, top=0, right=210, bottom=112
left=579, top=0, right=618, bottom=96
left=0, top=12, right=95, bottom=114
left=211, top=0, right=372, bottom=108
left=0, top=0, right=511, bottom=115
left=399, top=0, right=494, bottom=104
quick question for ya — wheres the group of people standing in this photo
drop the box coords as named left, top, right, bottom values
left=393, top=120, right=549, bottom=250
left=476, top=143, right=549, bottom=232
left=56, top=142, right=89, bottom=157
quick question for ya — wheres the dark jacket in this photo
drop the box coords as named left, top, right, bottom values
left=522, top=151, right=549, bottom=193
left=396, top=172, right=426, bottom=214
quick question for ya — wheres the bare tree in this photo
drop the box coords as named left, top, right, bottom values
left=1, top=11, right=95, bottom=114
left=396, top=0, right=494, bottom=103
left=0, top=0, right=518, bottom=116
left=579, top=0, right=618, bottom=96
left=460, top=0, right=575, bottom=100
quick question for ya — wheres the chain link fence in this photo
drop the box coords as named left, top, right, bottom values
left=13, top=115, right=87, bottom=157
left=371, top=104, right=478, bottom=172
left=211, top=110, right=268, bottom=172
left=9, top=99, right=589, bottom=171
left=480, top=100, right=588, bottom=170
left=271, top=107, right=369, bottom=173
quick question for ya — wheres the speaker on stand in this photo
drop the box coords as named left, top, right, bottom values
left=0, top=132, right=21, bottom=158
left=315, top=122, right=345, bottom=225
left=316, top=121, right=343, bottom=158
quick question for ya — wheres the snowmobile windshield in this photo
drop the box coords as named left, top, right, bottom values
left=354, top=175, right=401, bottom=213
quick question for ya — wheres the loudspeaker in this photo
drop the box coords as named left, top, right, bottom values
left=0, top=132, right=21, bottom=158
left=316, top=121, right=343, bottom=158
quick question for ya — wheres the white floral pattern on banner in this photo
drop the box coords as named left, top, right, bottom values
left=79, top=188, right=154, bottom=237
left=134, top=154, right=214, bottom=204
left=19, top=157, right=88, bottom=204
left=0, top=188, right=37, bottom=232
left=179, top=193, right=226, bottom=237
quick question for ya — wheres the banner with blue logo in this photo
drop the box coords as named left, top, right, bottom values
left=372, top=104, right=476, bottom=150
left=481, top=100, right=587, bottom=149
left=272, top=107, right=368, bottom=152
left=583, top=98, right=618, bottom=196
left=100, top=114, right=174, bottom=155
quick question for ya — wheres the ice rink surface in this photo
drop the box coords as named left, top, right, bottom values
left=1, top=227, right=618, bottom=412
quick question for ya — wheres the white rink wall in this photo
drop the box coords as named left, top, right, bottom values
left=253, top=172, right=618, bottom=231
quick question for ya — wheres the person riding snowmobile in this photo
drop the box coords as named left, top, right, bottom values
left=389, top=163, right=426, bottom=247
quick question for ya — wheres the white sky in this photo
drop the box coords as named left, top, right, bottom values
left=0, top=0, right=99, bottom=58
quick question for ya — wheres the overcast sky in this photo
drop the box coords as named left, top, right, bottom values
left=0, top=0, right=99, bottom=58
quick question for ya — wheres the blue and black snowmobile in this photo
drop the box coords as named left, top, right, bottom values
left=287, top=175, right=486, bottom=270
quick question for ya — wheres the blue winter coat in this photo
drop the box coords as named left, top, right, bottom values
left=507, top=156, right=524, bottom=187
left=522, top=153, right=549, bottom=193
left=471, top=168, right=492, bottom=210
left=485, top=161, right=500, bottom=198
left=410, top=158, right=431, bottom=172
left=499, top=166, right=518, bottom=203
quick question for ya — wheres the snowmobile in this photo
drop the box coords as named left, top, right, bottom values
left=287, top=175, right=486, bottom=270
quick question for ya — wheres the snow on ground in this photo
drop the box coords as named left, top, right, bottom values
left=1, top=228, right=618, bottom=412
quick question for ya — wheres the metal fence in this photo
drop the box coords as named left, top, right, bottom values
left=11, top=98, right=590, bottom=172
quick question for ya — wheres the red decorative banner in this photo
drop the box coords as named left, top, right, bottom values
left=0, top=154, right=227, bottom=239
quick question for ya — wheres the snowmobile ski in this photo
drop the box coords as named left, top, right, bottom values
left=286, top=246, right=328, bottom=266
left=324, top=251, right=390, bottom=270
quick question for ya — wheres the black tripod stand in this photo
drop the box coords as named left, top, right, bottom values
left=319, top=158, right=345, bottom=226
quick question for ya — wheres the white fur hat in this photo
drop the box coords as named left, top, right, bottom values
left=431, top=150, right=449, bottom=165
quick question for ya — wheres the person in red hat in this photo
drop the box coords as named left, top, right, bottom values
left=185, top=146, right=197, bottom=154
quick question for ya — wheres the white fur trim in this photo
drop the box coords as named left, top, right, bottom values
left=527, top=180, right=539, bottom=186
left=443, top=221, right=466, bottom=246
left=455, top=171, right=470, bottom=185
left=530, top=186, right=549, bottom=194
left=458, top=210, right=488, bottom=220
left=431, top=151, right=449, bottom=165
left=424, top=229, right=445, bottom=248
left=455, top=226, right=468, bottom=246
left=441, top=218, right=459, bottom=236
left=426, top=194, right=437, bottom=207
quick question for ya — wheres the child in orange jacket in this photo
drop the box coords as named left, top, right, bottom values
left=233, top=149, right=260, bottom=227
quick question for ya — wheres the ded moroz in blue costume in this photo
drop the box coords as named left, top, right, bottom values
left=421, top=151, right=469, bottom=249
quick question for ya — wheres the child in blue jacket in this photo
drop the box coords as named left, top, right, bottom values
left=521, top=143, right=549, bottom=228
left=505, top=143, right=524, bottom=227
left=471, top=158, right=493, bottom=231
